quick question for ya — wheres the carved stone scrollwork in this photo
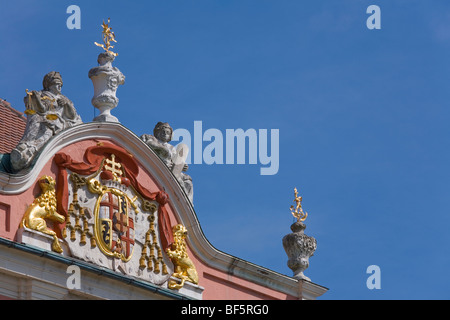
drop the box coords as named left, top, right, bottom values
left=89, top=53, right=125, bottom=123
left=282, top=222, right=317, bottom=281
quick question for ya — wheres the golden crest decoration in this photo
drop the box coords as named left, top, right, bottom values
left=56, top=146, right=172, bottom=285
left=81, top=154, right=136, bottom=262
left=92, top=183, right=136, bottom=261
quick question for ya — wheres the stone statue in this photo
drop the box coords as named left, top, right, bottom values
left=141, top=122, right=193, bottom=203
left=10, top=71, right=82, bottom=172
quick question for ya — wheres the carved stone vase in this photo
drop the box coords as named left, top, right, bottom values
left=89, top=52, right=125, bottom=122
left=282, top=221, right=317, bottom=281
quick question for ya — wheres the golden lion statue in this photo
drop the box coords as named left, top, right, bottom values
left=21, top=175, right=65, bottom=253
left=166, top=224, right=199, bottom=290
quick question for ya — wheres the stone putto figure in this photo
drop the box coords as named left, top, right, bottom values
left=141, top=122, right=193, bottom=203
left=10, top=71, right=82, bottom=172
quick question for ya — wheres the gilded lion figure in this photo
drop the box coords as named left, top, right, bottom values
left=21, top=175, right=66, bottom=253
left=166, top=224, right=199, bottom=290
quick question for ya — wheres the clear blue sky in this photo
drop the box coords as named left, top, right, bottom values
left=1, top=0, right=450, bottom=299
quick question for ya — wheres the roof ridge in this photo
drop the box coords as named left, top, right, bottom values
left=0, top=98, right=26, bottom=120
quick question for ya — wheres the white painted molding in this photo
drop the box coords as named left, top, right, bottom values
left=0, top=240, right=180, bottom=300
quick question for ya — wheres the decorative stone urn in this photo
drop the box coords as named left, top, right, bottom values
left=89, top=52, right=125, bottom=123
left=282, top=221, right=317, bottom=281
left=282, top=187, right=317, bottom=281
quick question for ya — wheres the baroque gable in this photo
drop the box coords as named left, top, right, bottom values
left=4, top=122, right=203, bottom=298
left=0, top=18, right=327, bottom=300
left=0, top=122, right=326, bottom=299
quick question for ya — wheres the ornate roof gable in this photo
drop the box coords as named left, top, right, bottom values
left=7, top=122, right=202, bottom=298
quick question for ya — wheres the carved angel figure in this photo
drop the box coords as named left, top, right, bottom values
left=10, top=71, right=82, bottom=172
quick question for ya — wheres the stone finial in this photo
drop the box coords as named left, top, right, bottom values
left=89, top=19, right=125, bottom=123
left=282, top=188, right=317, bottom=281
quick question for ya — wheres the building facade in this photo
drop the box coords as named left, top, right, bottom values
left=0, top=31, right=327, bottom=299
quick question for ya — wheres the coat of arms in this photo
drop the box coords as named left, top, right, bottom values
left=90, top=154, right=136, bottom=261
left=54, top=143, right=174, bottom=285
left=95, top=187, right=135, bottom=261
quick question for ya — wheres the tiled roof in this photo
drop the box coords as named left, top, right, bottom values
left=0, top=99, right=26, bottom=154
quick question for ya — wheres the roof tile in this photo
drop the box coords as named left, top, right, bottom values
left=0, top=99, right=26, bottom=154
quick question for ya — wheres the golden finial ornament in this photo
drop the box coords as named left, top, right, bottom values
left=94, top=18, right=118, bottom=56
left=290, top=187, right=308, bottom=222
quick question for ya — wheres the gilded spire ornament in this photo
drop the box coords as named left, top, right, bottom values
left=290, top=187, right=308, bottom=222
left=94, top=18, right=118, bottom=57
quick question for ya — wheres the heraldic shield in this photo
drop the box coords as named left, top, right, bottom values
left=95, top=188, right=135, bottom=262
